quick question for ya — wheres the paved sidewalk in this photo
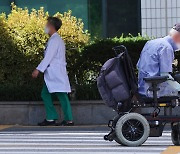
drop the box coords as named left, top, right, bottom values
left=0, top=125, right=13, bottom=130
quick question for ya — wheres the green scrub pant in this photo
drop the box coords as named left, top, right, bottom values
left=41, top=84, right=73, bottom=121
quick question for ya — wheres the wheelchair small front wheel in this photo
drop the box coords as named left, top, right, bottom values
left=104, top=135, right=109, bottom=141
left=171, top=123, right=180, bottom=145
left=115, top=113, right=150, bottom=146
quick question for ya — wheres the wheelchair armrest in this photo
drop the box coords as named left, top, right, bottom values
left=143, top=76, right=169, bottom=106
left=174, top=74, right=180, bottom=81
left=143, top=76, right=169, bottom=84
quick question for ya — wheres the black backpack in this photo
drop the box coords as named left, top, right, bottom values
left=97, top=46, right=138, bottom=111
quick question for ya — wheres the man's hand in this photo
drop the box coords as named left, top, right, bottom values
left=32, top=69, right=40, bottom=78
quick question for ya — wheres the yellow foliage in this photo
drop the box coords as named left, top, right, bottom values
left=56, top=11, right=89, bottom=48
left=5, top=3, right=89, bottom=56
left=0, top=3, right=89, bottom=85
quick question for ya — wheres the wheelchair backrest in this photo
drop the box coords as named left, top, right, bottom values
left=97, top=45, right=138, bottom=110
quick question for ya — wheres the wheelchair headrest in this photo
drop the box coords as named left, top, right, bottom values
left=112, top=45, right=127, bottom=56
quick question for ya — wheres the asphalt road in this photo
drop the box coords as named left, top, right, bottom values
left=0, top=125, right=173, bottom=154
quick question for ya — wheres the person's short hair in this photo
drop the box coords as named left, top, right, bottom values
left=47, top=17, right=62, bottom=31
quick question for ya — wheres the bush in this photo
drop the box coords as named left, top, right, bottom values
left=175, top=52, right=180, bottom=71
left=0, top=4, right=89, bottom=101
left=5, top=4, right=175, bottom=101
left=76, top=36, right=180, bottom=100
left=71, top=35, right=149, bottom=100
left=76, top=35, right=149, bottom=85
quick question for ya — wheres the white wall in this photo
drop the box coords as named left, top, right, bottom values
left=141, top=0, right=180, bottom=37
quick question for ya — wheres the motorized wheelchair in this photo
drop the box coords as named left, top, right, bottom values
left=97, top=45, right=180, bottom=146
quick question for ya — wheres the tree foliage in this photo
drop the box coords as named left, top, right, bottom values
left=0, top=4, right=89, bottom=87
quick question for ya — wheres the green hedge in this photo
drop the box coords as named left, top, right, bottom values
left=77, top=36, right=180, bottom=100
left=0, top=4, right=89, bottom=101
left=77, top=35, right=149, bottom=85
left=0, top=5, right=151, bottom=101
left=1, top=32, right=179, bottom=101
left=0, top=35, right=150, bottom=101
left=73, top=35, right=150, bottom=100
left=2, top=5, right=180, bottom=101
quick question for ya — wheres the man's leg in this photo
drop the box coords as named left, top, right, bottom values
left=167, top=80, right=180, bottom=91
left=56, top=92, right=73, bottom=121
left=41, top=84, right=59, bottom=120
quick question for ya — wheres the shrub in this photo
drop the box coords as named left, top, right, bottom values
left=76, top=36, right=180, bottom=100
left=0, top=4, right=89, bottom=101
left=175, top=52, right=180, bottom=71
left=5, top=4, right=178, bottom=101
left=69, top=35, right=149, bottom=100
left=76, top=35, right=149, bottom=85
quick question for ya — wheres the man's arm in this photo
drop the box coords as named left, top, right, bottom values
left=36, top=38, right=59, bottom=73
left=159, top=47, right=174, bottom=73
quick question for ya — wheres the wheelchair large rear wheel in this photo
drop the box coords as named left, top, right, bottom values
left=171, top=123, right=180, bottom=145
left=115, top=113, right=150, bottom=146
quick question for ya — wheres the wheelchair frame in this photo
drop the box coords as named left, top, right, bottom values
left=105, top=98, right=180, bottom=145
left=103, top=45, right=180, bottom=146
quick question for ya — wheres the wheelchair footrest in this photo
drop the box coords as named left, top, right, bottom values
left=104, top=130, right=116, bottom=141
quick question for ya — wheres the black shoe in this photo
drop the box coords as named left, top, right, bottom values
left=58, top=120, right=74, bottom=126
left=38, top=119, right=56, bottom=126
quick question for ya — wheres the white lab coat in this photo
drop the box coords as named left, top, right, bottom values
left=36, top=33, right=71, bottom=93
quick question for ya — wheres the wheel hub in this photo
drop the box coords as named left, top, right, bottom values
left=122, top=119, right=144, bottom=141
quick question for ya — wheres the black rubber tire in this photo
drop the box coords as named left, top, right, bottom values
left=112, top=115, right=121, bottom=128
left=114, top=137, right=124, bottom=145
left=171, top=123, right=180, bottom=145
left=115, top=113, right=150, bottom=147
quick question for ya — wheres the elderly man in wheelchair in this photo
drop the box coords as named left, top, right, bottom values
left=98, top=24, right=180, bottom=147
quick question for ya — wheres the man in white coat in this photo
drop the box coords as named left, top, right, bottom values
left=32, top=17, right=74, bottom=126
